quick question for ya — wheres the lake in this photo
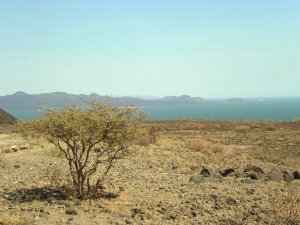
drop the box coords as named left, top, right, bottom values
left=6, top=98, right=300, bottom=122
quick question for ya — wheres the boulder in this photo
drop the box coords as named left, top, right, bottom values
left=20, top=143, right=30, bottom=150
left=10, top=145, right=19, bottom=152
left=219, top=168, right=235, bottom=177
left=246, top=172, right=260, bottom=180
left=65, top=208, right=78, bottom=215
left=225, top=197, right=238, bottom=205
left=293, top=170, right=300, bottom=180
left=200, top=166, right=215, bottom=177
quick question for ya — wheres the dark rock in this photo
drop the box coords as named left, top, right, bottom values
left=167, top=214, right=176, bottom=220
left=106, top=192, right=118, bottom=199
left=200, top=167, right=214, bottom=177
left=191, top=211, right=197, bottom=217
left=293, top=170, right=300, bottom=179
left=219, top=168, right=235, bottom=177
left=246, top=172, right=260, bottom=180
left=14, top=164, right=21, bottom=169
left=226, top=197, right=238, bottom=205
left=131, top=207, right=144, bottom=216
left=65, top=208, right=78, bottom=215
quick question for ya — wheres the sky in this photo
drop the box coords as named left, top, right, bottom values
left=0, top=0, right=299, bottom=98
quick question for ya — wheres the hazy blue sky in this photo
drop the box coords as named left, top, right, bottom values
left=0, top=0, right=299, bottom=98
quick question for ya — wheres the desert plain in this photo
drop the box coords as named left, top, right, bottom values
left=0, top=120, right=299, bottom=225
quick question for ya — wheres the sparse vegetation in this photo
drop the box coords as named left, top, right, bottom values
left=234, top=125, right=250, bottom=132
left=1, top=119, right=300, bottom=224
left=20, top=102, right=143, bottom=199
left=186, top=138, right=224, bottom=154
left=271, top=190, right=300, bottom=225
left=0, top=148, right=5, bottom=165
left=0, top=214, right=28, bottom=225
left=135, top=125, right=158, bottom=146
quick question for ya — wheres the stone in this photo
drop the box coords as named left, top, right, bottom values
left=20, top=143, right=30, bottom=150
left=10, top=145, right=19, bottom=152
left=131, top=207, right=143, bottom=214
left=14, top=164, right=21, bottom=169
left=293, top=170, right=300, bottom=179
left=246, top=172, right=260, bottom=180
left=65, top=208, right=78, bottom=215
left=226, top=197, right=238, bottom=205
left=200, top=166, right=215, bottom=177
left=219, top=168, right=235, bottom=177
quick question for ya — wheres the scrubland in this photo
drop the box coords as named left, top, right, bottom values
left=0, top=120, right=299, bottom=225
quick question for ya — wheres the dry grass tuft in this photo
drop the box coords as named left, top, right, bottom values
left=0, top=147, right=5, bottom=166
left=46, top=148, right=64, bottom=158
left=271, top=189, right=300, bottom=225
left=245, top=147, right=265, bottom=159
left=234, top=125, right=250, bottom=133
left=134, top=126, right=158, bottom=147
left=46, top=167, right=75, bottom=198
left=265, top=125, right=276, bottom=131
left=0, top=214, right=28, bottom=225
left=186, top=138, right=224, bottom=154
left=135, top=136, right=152, bottom=147
left=289, top=136, right=300, bottom=145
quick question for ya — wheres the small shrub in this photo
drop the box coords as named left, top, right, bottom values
left=135, top=126, right=158, bottom=146
left=186, top=138, right=224, bottom=153
left=148, top=126, right=158, bottom=143
left=0, top=147, right=5, bottom=166
left=135, top=136, right=152, bottom=146
left=271, top=190, right=300, bottom=225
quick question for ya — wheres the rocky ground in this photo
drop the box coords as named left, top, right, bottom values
left=0, top=120, right=299, bottom=225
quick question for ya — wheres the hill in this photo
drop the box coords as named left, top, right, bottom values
left=0, top=92, right=206, bottom=110
left=0, top=108, right=17, bottom=125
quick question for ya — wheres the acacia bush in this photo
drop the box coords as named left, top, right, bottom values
left=21, top=102, right=143, bottom=199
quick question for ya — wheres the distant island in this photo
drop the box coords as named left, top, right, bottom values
left=0, top=91, right=207, bottom=110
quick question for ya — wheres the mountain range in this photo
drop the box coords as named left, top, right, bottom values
left=0, top=92, right=206, bottom=110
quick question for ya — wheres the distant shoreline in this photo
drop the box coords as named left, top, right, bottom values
left=6, top=98, right=300, bottom=122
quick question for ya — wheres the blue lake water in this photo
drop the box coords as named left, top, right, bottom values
left=6, top=98, right=300, bottom=121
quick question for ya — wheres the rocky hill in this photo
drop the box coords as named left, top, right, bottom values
left=0, top=108, right=16, bottom=125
